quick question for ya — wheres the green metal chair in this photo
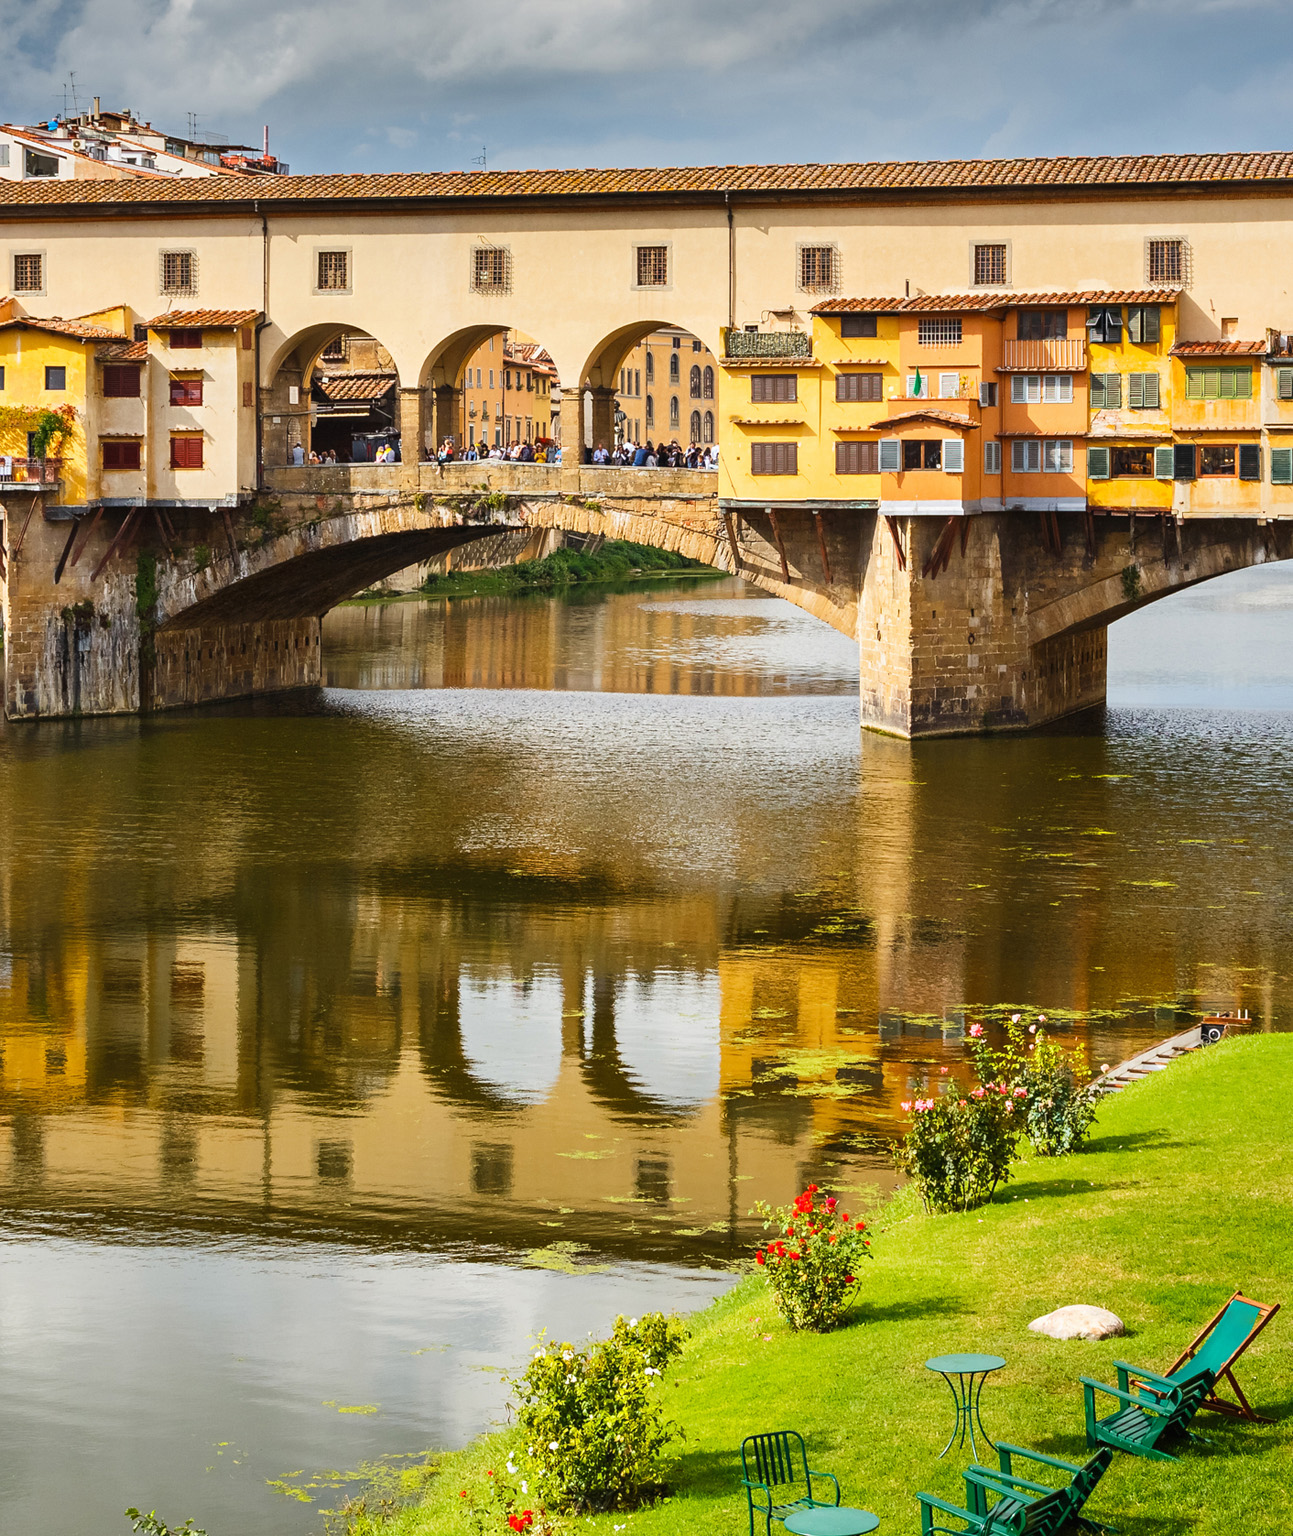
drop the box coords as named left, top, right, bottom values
left=741, top=1430, right=840, bottom=1536
left=918, top=1443, right=1115, bottom=1536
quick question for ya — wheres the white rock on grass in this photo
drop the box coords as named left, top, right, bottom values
left=1029, top=1305, right=1125, bottom=1341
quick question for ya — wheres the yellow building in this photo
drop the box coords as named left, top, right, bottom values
left=612, top=327, right=716, bottom=449
left=0, top=300, right=259, bottom=509
left=460, top=332, right=557, bottom=451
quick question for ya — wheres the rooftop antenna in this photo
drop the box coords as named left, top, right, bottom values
left=187, top=111, right=199, bottom=141
left=471, top=145, right=487, bottom=172
left=65, top=71, right=81, bottom=118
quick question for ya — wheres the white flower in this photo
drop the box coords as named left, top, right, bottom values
left=644, top=1366, right=659, bottom=1377
left=566, top=1374, right=576, bottom=1383
left=548, top=1440, right=559, bottom=1451
left=562, top=1350, right=573, bottom=1362
left=629, top=1318, right=638, bottom=1328
left=521, top=1481, right=528, bottom=1495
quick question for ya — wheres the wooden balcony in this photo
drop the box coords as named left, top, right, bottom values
left=0, top=456, right=62, bottom=487
left=1000, top=338, right=1087, bottom=372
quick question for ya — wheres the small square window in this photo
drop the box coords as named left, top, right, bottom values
left=170, top=435, right=204, bottom=469
left=798, top=244, right=838, bottom=292
left=44, top=365, right=66, bottom=391
left=840, top=314, right=878, bottom=338
left=472, top=246, right=510, bottom=293
left=13, top=252, right=43, bottom=292
left=636, top=245, right=669, bottom=287
left=169, top=329, right=202, bottom=350
left=1200, top=444, right=1236, bottom=476
left=160, top=249, right=196, bottom=295
left=1147, top=238, right=1187, bottom=285
left=103, top=365, right=140, bottom=398
left=973, top=243, right=1008, bottom=286
left=317, top=249, right=350, bottom=291
left=170, top=376, right=203, bottom=406
left=103, top=440, right=141, bottom=471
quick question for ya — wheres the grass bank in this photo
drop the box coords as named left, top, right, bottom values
left=347, top=540, right=723, bottom=603
left=356, top=1034, right=1291, bottom=1535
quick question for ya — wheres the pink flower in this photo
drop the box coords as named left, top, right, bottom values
left=901, top=1101, right=912, bottom=1111
left=971, top=1086, right=986, bottom=1099
left=969, top=1023, right=984, bottom=1038
left=939, top=1067, right=949, bottom=1074
left=1014, top=1087, right=1027, bottom=1098
left=1029, top=1024, right=1037, bottom=1035
left=1038, top=1015, right=1047, bottom=1024
left=1011, top=1013, right=1021, bottom=1024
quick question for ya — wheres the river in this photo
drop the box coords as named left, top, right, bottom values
left=2, top=567, right=1292, bottom=1534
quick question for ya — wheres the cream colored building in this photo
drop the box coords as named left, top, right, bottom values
left=612, top=326, right=717, bottom=448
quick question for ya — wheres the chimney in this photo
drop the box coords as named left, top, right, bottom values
left=263, top=125, right=269, bottom=157
left=93, top=96, right=100, bottom=117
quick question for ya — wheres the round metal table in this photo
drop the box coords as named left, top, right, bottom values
left=784, top=1508, right=880, bottom=1536
left=924, top=1352, right=1006, bottom=1459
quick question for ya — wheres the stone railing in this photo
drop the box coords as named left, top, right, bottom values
left=262, top=459, right=717, bottom=502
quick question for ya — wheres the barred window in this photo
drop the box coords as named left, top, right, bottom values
left=917, top=318, right=962, bottom=347
left=798, top=244, right=838, bottom=292
left=320, top=335, right=349, bottom=362
left=751, top=442, right=798, bottom=475
left=1147, top=238, right=1186, bottom=285
left=472, top=245, right=510, bottom=292
left=316, top=249, right=349, bottom=291
left=636, top=245, right=669, bottom=287
left=973, top=243, right=1008, bottom=286
left=836, top=372, right=883, bottom=402
left=751, top=374, right=797, bottom=403
left=160, top=250, right=196, bottom=295
left=13, top=252, right=42, bottom=292
left=836, top=440, right=879, bottom=475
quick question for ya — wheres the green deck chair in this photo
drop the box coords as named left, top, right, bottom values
left=1162, top=1290, right=1279, bottom=1421
left=918, top=1443, right=1115, bottom=1536
left=741, top=1430, right=841, bottom=1536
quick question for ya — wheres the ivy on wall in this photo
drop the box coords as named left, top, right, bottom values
left=0, top=402, right=77, bottom=457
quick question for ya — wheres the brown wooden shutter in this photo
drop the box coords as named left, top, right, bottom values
left=243, top=381, right=254, bottom=407
left=751, top=375, right=797, bottom=403
left=751, top=442, right=798, bottom=475
left=840, top=314, right=878, bottom=338
left=170, top=377, right=203, bottom=406
left=102, top=441, right=141, bottom=470
left=169, top=329, right=202, bottom=350
left=835, top=440, right=879, bottom=474
left=170, top=435, right=203, bottom=469
left=836, top=372, right=883, bottom=402
left=103, top=365, right=140, bottom=398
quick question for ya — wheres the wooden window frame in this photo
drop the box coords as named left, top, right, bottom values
left=44, top=365, right=66, bottom=392
left=836, top=372, right=883, bottom=403
left=169, top=329, right=202, bottom=350
left=751, top=374, right=798, bottom=404
left=835, top=440, right=879, bottom=475
left=103, top=365, right=140, bottom=398
left=169, top=375, right=204, bottom=406
left=903, top=439, right=942, bottom=470
left=840, top=313, right=878, bottom=338
left=1016, top=309, right=1067, bottom=341
left=1199, top=444, right=1237, bottom=477
left=169, top=434, right=204, bottom=470
left=102, top=440, right=141, bottom=471
left=1111, top=445, right=1155, bottom=478
left=12, top=251, right=45, bottom=294
left=750, top=441, right=798, bottom=476
left=1239, top=444, right=1262, bottom=481
left=1184, top=366, right=1253, bottom=401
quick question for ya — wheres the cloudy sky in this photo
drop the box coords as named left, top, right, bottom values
left=3, top=0, right=1291, bottom=175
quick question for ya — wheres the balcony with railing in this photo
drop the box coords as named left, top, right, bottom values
left=1000, top=338, right=1087, bottom=372
left=0, top=456, right=62, bottom=488
left=723, top=329, right=813, bottom=360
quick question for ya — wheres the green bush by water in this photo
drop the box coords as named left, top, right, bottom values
left=417, top=540, right=719, bottom=600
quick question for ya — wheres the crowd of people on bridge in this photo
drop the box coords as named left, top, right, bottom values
left=592, top=440, right=717, bottom=468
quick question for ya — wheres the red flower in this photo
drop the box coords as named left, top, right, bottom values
left=845, top=1274, right=854, bottom=1284
left=755, top=1250, right=766, bottom=1265
left=824, top=1196, right=837, bottom=1212
left=509, top=1513, right=535, bottom=1532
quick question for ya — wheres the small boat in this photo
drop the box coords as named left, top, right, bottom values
left=1200, top=1010, right=1254, bottom=1045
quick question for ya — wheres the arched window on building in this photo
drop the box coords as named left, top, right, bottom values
left=670, top=395, right=680, bottom=430
left=703, top=410, right=714, bottom=444
left=669, top=353, right=680, bottom=383
left=646, top=394, right=654, bottom=428
left=689, top=364, right=702, bottom=398
left=703, top=366, right=714, bottom=399
left=646, top=352, right=654, bottom=383
left=689, top=410, right=701, bottom=443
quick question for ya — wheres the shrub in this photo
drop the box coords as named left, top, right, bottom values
left=511, top=1313, right=686, bottom=1512
left=968, top=1014, right=1100, bottom=1157
left=125, top=1511, right=204, bottom=1536
left=897, top=1088, right=1020, bottom=1213
left=750, top=1185, right=873, bottom=1331
left=455, top=1466, right=556, bottom=1536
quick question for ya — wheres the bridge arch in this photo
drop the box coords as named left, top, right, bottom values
left=263, top=321, right=406, bottom=468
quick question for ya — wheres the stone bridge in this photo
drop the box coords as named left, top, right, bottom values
left=6, top=465, right=1291, bottom=732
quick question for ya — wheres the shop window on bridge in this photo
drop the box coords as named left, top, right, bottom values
left=103, top=365, right=140, bottom=398
left=751, top=441, right=798, bottom=475
left=751, top=374, right=797, bottom=403
left=836, top=440, right=879, bottom=475
left=905, top=439, right=942, bottom=470
left=837, top=372, right=883, bottom=402
left=102, top=440, right=141, bottom=471
left=1185, top=366, right=1252, bottom=400
left=1110, top=445, right=1154, bottom=477
left=1016, top=309, right=1067, bottom=340
left=1200, top=445, right=1237, bottom=476
left=840, top=313, right=878, bottom=338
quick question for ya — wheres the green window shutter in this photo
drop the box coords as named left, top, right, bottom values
left=1279, top=369, right=1293, bottom=401
left=1087, top=445, right=1110, bottom=480
left=1186, top=368, right=1205, bottom=400
left=1144, top=372, right=1161, bottom=409
left=1127, top=307, right=1142, bottom=344
left=1106, top=373, right=1122, bottom=409
left=1154, top=445, right=1175, bottom=479
left=1236, top=367, right=1253, bottom=400
left=1271, top=446, right=1293, bottom=484
left=1219, top=368, right=1236, bottom=400
left=1143, top=306, right=1161, bottom=345
left=1174, top=443, right=1197, bottom=480
left=1206, top=368, right=1222, bottom=399
left=1089, top=374, right=1104, bottom=409
left=1239, top=444, right=1261, bottom=481
left=1128, top=373, right=1144, bottom=409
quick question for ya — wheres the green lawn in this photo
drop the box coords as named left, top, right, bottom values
left=359, top=1034, right=1291, bottom=1535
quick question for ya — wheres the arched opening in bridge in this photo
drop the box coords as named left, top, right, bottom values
left=576, top=321, right=720, bottom=464
left=419, top=324, right=560, bottom=462
left=263, top=323, right=404, bottom=467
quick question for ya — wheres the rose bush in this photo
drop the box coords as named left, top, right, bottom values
left=750, top=1185, right=873, bottom=1331
left=897, top=1086, right=1020, bottom=1212
left=510, top=1313, right=686, bottom=1513
left=969, top=1013, right=1100, bottom=1156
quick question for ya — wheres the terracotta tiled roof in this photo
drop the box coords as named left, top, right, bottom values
left=1170, top=339, right=1266, bottom=356
left=148, top=309, right=261, bottom=328
left=316, top=369, right=396, bottom=402
left=872, top=408, right=981, bottom=430
left=2, top=151, right=1293, bottom=208
left=96, top=339, right=148, bottom=361
left=0, top=314, right=125, bottom=339
left=813, top=290, right=1180, bottom=314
